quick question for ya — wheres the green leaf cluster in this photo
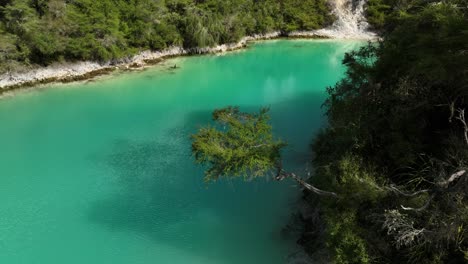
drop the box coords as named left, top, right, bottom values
left=191, top=106, right=286, bottom=181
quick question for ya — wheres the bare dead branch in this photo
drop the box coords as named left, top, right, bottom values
left=276, top=170, right=338, bottom=198
left=456, top=108, right=468, bottom=145
left=386, top=184, right=429, bottom=197
left=437, top=170, right=466, bottom=188
left=400, top=194, right=434, bottom=212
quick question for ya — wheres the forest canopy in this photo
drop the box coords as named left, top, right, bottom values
left=311, top=1, right=468, bottom=263
left=0, top=0, right=333, bottom=73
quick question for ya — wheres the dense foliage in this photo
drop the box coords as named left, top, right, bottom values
left=312, top=0, right=468, bottom=263
left=0, top=0, right=333, bottom=73
left=191, top=106, right=285, bottom=181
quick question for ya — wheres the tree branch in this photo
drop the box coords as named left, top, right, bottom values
left=437, top=170, right=466, bottom=188
left=276, top=170, right=338, bottom=198
left=393, top=170, right=465, bottom=213
left=456, top=108, right=468, bottom=145
left=386, top=184, right=429, bottom=197
left=400, top=194, right=434, bottom=212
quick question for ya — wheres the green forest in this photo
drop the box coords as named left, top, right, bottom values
left=311, top=0, right=467, bottom=262
left=0, top=0, right=332, bottom=73
left=191, top=0, right=468, bottom=263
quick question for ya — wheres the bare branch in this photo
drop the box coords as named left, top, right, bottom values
left=437, top=170, right=466, bottom=188
left=400, top=194, right=434, bottom=212
left=386, top=184, right=429, bottom=197
left=276, top=170, right=338, bottom=198
left=456, top=108, right=468, bottom=145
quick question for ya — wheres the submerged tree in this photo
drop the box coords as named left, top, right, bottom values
left=191, top=106, right=337, bottom=197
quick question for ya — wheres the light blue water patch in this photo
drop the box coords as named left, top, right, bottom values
left=0, top=40, right=363, bottom=264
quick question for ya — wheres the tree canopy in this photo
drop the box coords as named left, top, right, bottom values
left=191, top=106, right=285, bottom=181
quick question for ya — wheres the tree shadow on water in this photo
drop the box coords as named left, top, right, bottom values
left=88, top=111, right=286, bottom=263
left=87, top=92, right=327, bottom=263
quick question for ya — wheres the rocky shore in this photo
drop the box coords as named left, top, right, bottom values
left=0, top=29, right=379, bottom=96
left=0, top=32, right=282, bottom=95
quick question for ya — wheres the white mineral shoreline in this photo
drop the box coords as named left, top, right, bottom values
left=0, top=31, right=376, bottom=96
left=0, top=32, right=282, bottom=94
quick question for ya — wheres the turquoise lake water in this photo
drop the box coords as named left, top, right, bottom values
left=0, top=40, right=362, bottom=264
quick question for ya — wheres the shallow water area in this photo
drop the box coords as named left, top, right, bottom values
left=0, top=40, right=363, bottom=264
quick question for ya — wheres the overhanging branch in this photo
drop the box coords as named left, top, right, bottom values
left=275, top=170, right=338, bottom=198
